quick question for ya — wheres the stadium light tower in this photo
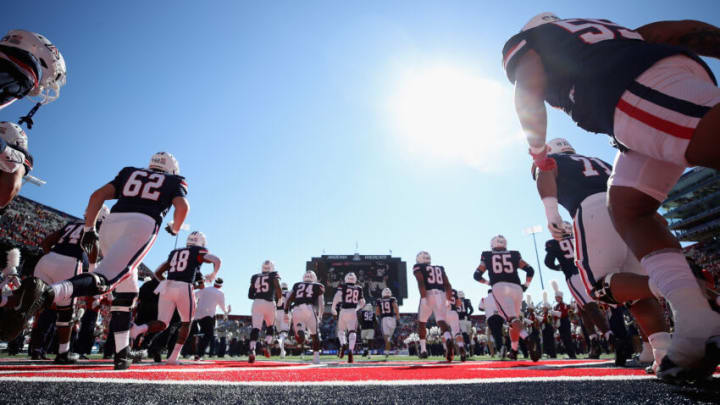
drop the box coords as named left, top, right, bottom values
left=522, top=225, right=545, bottom=289
left=23, top=175, right=46, bottom=186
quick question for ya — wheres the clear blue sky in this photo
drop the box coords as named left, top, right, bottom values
left=5, top=1, right=719, bottom=313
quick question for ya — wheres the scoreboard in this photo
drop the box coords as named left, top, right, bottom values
left=306, top=254, right=407, bottom=306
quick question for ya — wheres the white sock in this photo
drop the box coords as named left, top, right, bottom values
left=420, top=339, right=427, bottom=352
left=52, top=282, right=73, bottom=306
left=169, top=343, right=183, bottom=361
left=279, top=333, right=286, bottom=350
left=642, top=251, right=701, bottom=297
left=648, top=332, right=671, bottom=364
left=349, top=333, right=356, bottom=351
left=250, top=341, right=256, bottom=351
left=339, top=334, right=347, bottom=346
left=58, top=342, right=69, bottom=354
left=114, top=331, right=129, bottom=353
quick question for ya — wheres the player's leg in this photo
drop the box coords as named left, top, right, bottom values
left=131, top=283, right=170, bottom=342
left=0, top=169, right=22, bottom=209
left=417, top=298, right=431, bottom=357
left=347, top=312, right=358, bottom=363
left=109, top=290, right=138, bottom=370
left=249, top=300, right=263, bottom=362
left=307, top=308, right=320, bottom=364
left=167, top=283, right=194, bottom=365
left=337, top=310, right=348, bottom=356
left=262, top=302, right=275, bottom=358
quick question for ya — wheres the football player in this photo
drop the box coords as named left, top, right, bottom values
left=248, top=260, right=281, bottom=363
left=503, top=13, right=720, bottom=381
left=332, top=272, right=364, bottom=363
left=414, top=251, right=455, bottom=362
left=473, top=236, right=535, bottom=360
left=32, top=205, right=109, bottom=364
left=446, top=288, right=467, bottom=361
left=130, top=231, right=220, bottom=365
left=0, top=30, right=67, bottom=126
left=274, top=282, right=291, bottom=358
left=457, top=291, right=474, bottom=352
left=359, top=302, right=376, bottom=358
left=285, top=270, right=325, bottom=364
left=478, top=289, right=505, bottom=358
left=534, top=138, right=671, bottom=371
left=376, top=287, right=399, bottom=359
left=0, top=122, right=32, bottom=212
left=7, top=152, right=189, bottom=370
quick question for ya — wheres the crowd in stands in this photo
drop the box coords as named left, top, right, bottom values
left=0, top=196, right=78, bottom=249
left=685, top=239, right=720, bottom=287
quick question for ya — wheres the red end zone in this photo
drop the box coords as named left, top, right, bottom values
left=0, top=359, right=717, bottom=385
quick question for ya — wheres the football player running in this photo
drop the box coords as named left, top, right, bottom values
left=285, top=270, right=325, bottom=364
left=544, top=226, right=612, bottom=359
left=332, top=272, right=365, bottom=363
left=130, top=231, right=221, bottom=365
left=248, top=260, right=281, bottom=363
left=0, top=30, right=66, bottom=126
left=446, top=288, right=468, bottom=361
left=0, top=122, right=32, bottom=213
left=33, top=205, right=109, bottom=364
left=503, top=12, right=720, bottom=381
left=533, top=138, right=671, bottom=371
left=478, top=290, right=505, bottom=358
left=7, top=152, right=189, bottom=370
left=274, top=282, right=291, bottom=358
left=456, top=291, right=474, bottom=353
left=376, top=287, right=399, bottom=360
left=414, top=251, right=455, bottom=362
left=359, top=302, right=376, bottom=359
left=474, top=236, right=535, bottom=360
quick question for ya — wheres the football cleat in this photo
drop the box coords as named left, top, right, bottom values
left=248, top=350, right=256, bottom=364
left=657, top=335, right=720, bottom=384
left=614, top=337, right=632, bottom=367
left=508, top=349, right=518, bottom=361
left=446, top=339, right=455, bottom=363
left=263, top=346, right=271, bottom=358
left=129, top=349, right=147, bottom=364
left=528, top=339, right=541, bottom=362
left=114, top=348, right=132, bottom=370
left=589, top=339, right=601, bottom=359
left=151, top=351, right=162, bottom=363
left=54, top=352, right=78, bottom=365
left=348, top=350, right=354, bottom=364
left=3, top=278, right=52, bottom=341
left=339, top=344, right=346, bottom=359
left=460, top=346, right=467, bottom=362
left=419, top=351, right=428, bottom=359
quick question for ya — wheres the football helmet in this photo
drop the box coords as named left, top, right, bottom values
left=186, top=231, right=206, bottom=247
left=303, top=270, right=317, bottom=283
left=148, top=152, right=179, bottom=175
left=0, top=30, right=67, bottom=104
left=416, top=251, right=431, bottom=264
left=262, top=260, right=275, bottom=273
left=547, top=138, right=576, bottom=155
left=490, top=235, right=507, bottom=250
left=521, top=12, right=560, bottom=31
left=280, top=282, right=288, bottom=291
left=382, top=287, right=392, bottom=298
left=0, top=122, right=28, bottom=150
left=364, top=303, right=373, bottom=311
left=344, top=272, right=357, bottom=284
left=458, top=290, right=465, bottom=299
left=97, top=204, right=110, bottom=224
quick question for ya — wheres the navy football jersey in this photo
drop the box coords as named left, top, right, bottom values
left=458, top=298, right=472, bottom=320
left=249, top=271, right=280, bottom=301
left=545, top=238, right=579, bottom=280
left=449, top=289, right=461, bottom=311
left=50, top=221, right=88, bottom=261
left=551, top=153, right=612, bottom=217
left=110, top=167, right=188, bottom=225
left=165, top=245, right=207, bottom=283
left=376, top=297, right=397, bottom=318
left=502, top=18, right=715, bottom=135
left=359, top=309, right=376, bottom=329
left=413, top=263, right=447, bottom=291
left=276, top=289, right=291, bottom=310
left=337, top=283, right=364, bottom=309
left=291, top=281, right=325, bottom=306
left=480, top=250, right=524, bottom=286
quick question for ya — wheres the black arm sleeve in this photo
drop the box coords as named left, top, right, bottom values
left=544, top=252, right=560, bottom=270
left=473, top=269, right=485, bottom=282
left=522, top=264, right=535, bottom=278
left=465, top=299, right=474, bottom=316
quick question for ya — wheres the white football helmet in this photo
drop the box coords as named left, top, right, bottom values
left=97, top=204, right=110, bottom=224
left=521, top=12, right=560, bottom=31
left=382, top=287, right=392, bottom=298
left=364, top=303, right=373, bottom=311
left=262, top=260, right=275, bottom=273
left=547, top=138, right=576, bottom=155
left=416, top=251, right=431, bottom=264
left=0, top=122, right=28, bottom=151
left=280, top=282, right=288, bottom=291
left=148, top=152, right=179, bottom=175
left=0, top=30, right=67, bottom=104
left=458, top=290, right=465, bottom=299
left=303, top=270, right=317, bottom=283
left=186, top=231, right=206, bottom=247
left=344, top=272, right=357, bottom=284
left=491, top=235, right=507, bottom=250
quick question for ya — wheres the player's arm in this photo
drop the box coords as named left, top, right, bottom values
left=536, top=167, right=566, bottom=239
left=201, top=252, right=221, bottom=282
left=40, top=227, right=63, bottom=254
left=167, top=196, right=189, bottom=235
left=0, top=170, right=23, bottom=209
left=84, top=183, right=115, bottom=231
left=316, top=289, right=325, bottom=318
left=393, top=301, right=400, bottom=320
left=473, top=263, right=489, bottom=285
left=331, top=290, right=341, bottom=316
left=442, top=268, right=453, bottom=302
left=544, top=246, right=560, bottom=270
left=477, top=298, right=486, bottom=312
left=414, top=270, right=427, bottom=299
left=513, top=49, right=553, bottom=170
left=154, top=260, right=170, bottom=281
left=273, top=277, right=282, bottom=302
left=636, top=20, right=720, bottom=59
left=375, top=304, right=381, bottom=317
left=284, top=290, right=296, bottom=313
left=0, top=141, right=27, bottom=209
left=357, top=289, right=365, bottom=310
left=518, top=259, right=534, bottom=291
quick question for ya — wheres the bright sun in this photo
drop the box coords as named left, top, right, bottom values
left=387, top=64, right=522, bottom=171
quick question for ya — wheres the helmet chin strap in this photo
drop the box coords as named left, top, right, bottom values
left=18, top=102, right=41, bottom=129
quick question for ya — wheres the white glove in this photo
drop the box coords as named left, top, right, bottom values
left=204, top=272, right=217, bottom=283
